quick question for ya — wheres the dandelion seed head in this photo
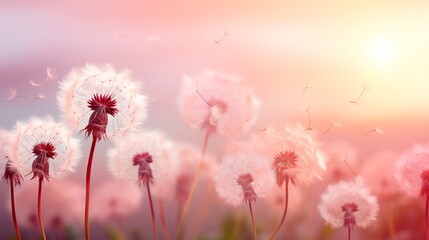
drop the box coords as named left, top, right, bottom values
left=236, top=172, right=257, bottom=203
left=395, top=144, right=429, bottom=198
left=253, top=123, right=327, bottom=186
left=1, top=130, right=23, bottom=186
left=30, top=141, right=57, bottom=181
left=214, top=150, right=275, bottom=206
left=0, top=129, right=10, bottom=173
left=318, top=178, right=379, bottom=229
left=9, top=116, right=81, bottom=180
left=178, top=70, right=260, bottom=136
left=107, top=130, right=178, bottom=198
left=57, top=64, right=148, bottom=139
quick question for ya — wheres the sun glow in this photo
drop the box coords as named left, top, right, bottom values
left=370, top=36, right=395, bottom=65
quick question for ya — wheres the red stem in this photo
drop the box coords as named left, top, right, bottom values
left=158, top=198, right=171, bottom=240
left=85, top=137, right=97, bottom=240
left=269, top=177, right=289, bottom=240
left=10, top=181, right=21, bottom=240
left=175, top=131, right=210, bottom=240
left=176, top=202, right=184, bottom=240
left=38, top=180, right=46, bottom=240
left=348, top=226, right=351, bottom=240
left=147, top=181, right=157, bottom=240
left=425, top=194, right=429, bottom=240
left=249, top=201, right=257, bottom=240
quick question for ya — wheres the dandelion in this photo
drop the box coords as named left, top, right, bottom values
left=1, top=129, right=23, bottom=240
left=57, top=63, right=147, bottom=240
left=9, top=116, right=81, bottom=240
left=214, top=150, right=275, bottom=240
left=91, top=181, right=143, bottom=223
left=107, top=130, right=178, bottom=240
left=319, top=178, right=379, bottom=240
left=178, top=70, right=259, bottom=137
left=176, top=70, right=260, bottom=238
left=252, top=123, right=327, bottom=239
left=395, top=144, right=429, bottom=239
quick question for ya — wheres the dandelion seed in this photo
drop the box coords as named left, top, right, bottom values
left=214, top=31, right=229, bottom=45
left=321, top=122, right=342, bottom=135
left=31, top=94, right=46, bottom=104
left=300, top=82, right=314, bottom=103
left=6, top=88, right=17, bottom=100
left=46, top=68, right=55, bottom=79
left=350, top=87, right=369, bottom=104
left=305, top=105, right=312, bottom=131
left=29, top=80, right=41, bottom=87
left=364, top=127, right=383, bottom=136
left=319, top=178, right=379, bottom=240
left=45, top=68, right=55, bottom=88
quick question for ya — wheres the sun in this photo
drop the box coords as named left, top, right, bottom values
left=370, top=36, right=395, bottom=65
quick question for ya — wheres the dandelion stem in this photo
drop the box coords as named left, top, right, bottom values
left=269, top=177, right=289, bottom=240
left=176, top=202, right=184, bottom=240
left=158, top=198, right=171, bottom=240
left=348, top=226, right=351, bottom=240
left=228, top=208, right=243, bottom=240
left=425, top=195, right=429, bottom=240
left=249, top=201, right=257, bottom=240
left=147, top=181, right=157, bottom=240
left=85, top=137, right=97, bottom=240
left=37, top=179, right=46, bottom=240
left=175, top=131, right=210, bottom=240
left=186, top=182, right=215, bottom=239
left=10, top=180, right=21, bottom=240
left=384, top=202, right=397, bottom=240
